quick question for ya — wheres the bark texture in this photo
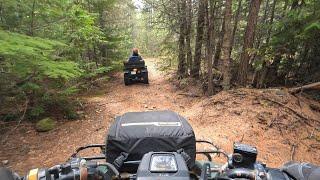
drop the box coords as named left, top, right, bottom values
left=191, top=0, right=206, bottom=78
left=186, top=0, right=193, bottom=74
left=237, top=0, right=262, bottom=85
left=221, top=0, right=233, bottom=90
left=177, top=0, right=187, bottom=78
left=206, top=0, right=217, bottom=95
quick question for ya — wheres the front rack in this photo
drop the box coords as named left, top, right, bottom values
left=70, top=140, right=229, bottom=163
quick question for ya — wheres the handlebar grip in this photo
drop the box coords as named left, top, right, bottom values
left=26, top=168, right=51, bottom=180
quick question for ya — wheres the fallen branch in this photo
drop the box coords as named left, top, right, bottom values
left=262, top=96, right=320, bottom=126
left=268, top=109, right=280, bottom=127
left=1, top=99, right=29, bottom=144
left=239, top=134, right=245, bottom=142
left=178, top=93, right=201, bottom=97
left=291, top=144, right=297, bottom=161
left=310, top=144, right=320, bottom=149
left=289, top=82, right=320, bottom=94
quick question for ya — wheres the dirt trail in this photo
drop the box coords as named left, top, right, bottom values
left=1, top=58, right=320, bottom=174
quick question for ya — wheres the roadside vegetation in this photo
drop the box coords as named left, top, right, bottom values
left=0, top=0, right=137, bottom=125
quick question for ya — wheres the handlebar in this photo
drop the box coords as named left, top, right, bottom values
left=3, top=142, right=318, bottom=180
left=3, top=162, right=286, bottom=180
left=20, top=158, right=120, bottom=180
left=226, top=168, right=256, bottom=180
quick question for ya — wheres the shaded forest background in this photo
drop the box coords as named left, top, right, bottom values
left=139, top=0, right=320, bottom=94
left=1, top=0, right=320, bottom=125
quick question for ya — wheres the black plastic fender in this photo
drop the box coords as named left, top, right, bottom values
left=0, top=168, right=18, bottom=180
left=141, top=69, right=148, bottom=73
left=124, top=70, right=131, bottom=74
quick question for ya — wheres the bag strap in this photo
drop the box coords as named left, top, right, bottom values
left=112, top=138, right=144, bottom=169
left=177, top=148, right=192, bottom=169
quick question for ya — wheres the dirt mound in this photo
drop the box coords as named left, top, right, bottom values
left=187, top=88, right=320, bottom=167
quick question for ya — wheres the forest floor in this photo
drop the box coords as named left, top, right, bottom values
left=1, top=58, right=320, bottom=174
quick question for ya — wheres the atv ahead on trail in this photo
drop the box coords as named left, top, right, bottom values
left=2, top=110, right=320, bottom=180
left=123, top=60, right=148, bottom=85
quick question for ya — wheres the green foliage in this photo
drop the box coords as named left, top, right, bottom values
left=35, top=118, right=56, bottom=132
left=0, top=0, right=137, bottom=122
left=0, top=30, right=82, bottom=80
left=110, top=61, right=125, bottom=72
left=133, top=12, right=168, bottom=57
left=59, top=86, right=80, bottom=96
left=158, top=36, right=178, bottom=69
left=267, top=1, right=320, bottom=84
left=65, top=5, right=106, bottom=56
left=29, top=106, right=45, bottom=119
left=84, top=66, right=113, bottom=78
left=0, top=30, right=82, bottom=120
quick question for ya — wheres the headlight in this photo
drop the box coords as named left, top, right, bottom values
left=150, top=154, right=178, bottom=173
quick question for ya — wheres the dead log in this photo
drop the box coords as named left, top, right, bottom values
left=289, top=82, right=320, bottom=94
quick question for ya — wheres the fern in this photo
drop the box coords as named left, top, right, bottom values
left=0, top=30, right=82, bottom=80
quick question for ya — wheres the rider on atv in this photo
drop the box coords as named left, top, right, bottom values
left=123, top=48, right=148, bottom=85
left=128, top=48, right=143, bottom=63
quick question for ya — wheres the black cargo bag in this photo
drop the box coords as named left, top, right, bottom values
left=105, top=110, right=196, bottom=172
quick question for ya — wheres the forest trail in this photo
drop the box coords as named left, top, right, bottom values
left=1, top=58, right=320, bottom=174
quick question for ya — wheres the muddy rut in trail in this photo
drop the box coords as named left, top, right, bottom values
left=1, top=58, right=320, bottom=174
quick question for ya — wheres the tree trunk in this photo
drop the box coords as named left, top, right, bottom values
left=29, top=0, right=36, bottom=36
left=191, top=0, right=206, bottom=78
left=291, top=0, right=299, bottom=9
left=213, top=19, right=225, bottom=68
left=177, top=0, right=187, bottom=78
left=282, top=0, right=289, bottom=16
left=86, top=0, right=92, bottom=12
left=256, top=0, right=270, bottom=49
left=98, top=5, right=107, bottom=63
left=186, top=0, right=193, bottom=74
left=237, top=0, right=262, bottom=86
left=230, top=0, right=242, bottom=57
left=206, top=0, right=217, bottom=95
left=0, top=2, right=4, bottom=25
left=257, top=0, right=277, bottom=88
left=221, top=0, right=233, bottom=90
left=251, top=0, right=270, bottom=86
left=266, top=0, right=276, bottom=45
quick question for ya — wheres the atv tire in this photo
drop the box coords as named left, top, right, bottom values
left=143, top=72, right=149, bottom=84
left=124, top=74, right=131, bottom=86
